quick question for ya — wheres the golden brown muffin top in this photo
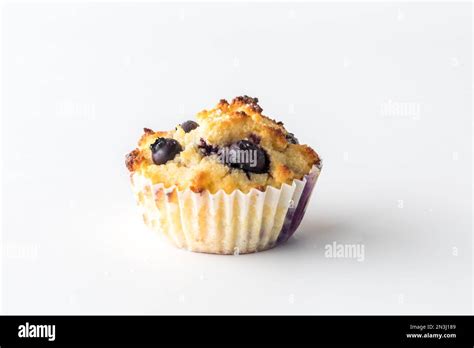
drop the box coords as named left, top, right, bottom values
left=126, top=96, right=320, bottom=194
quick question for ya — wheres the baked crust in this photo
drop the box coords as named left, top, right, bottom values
left=125, top=96, right=320, bottom=194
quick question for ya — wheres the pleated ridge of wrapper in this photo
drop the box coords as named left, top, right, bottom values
left=131, top=165, right=321, bottom=254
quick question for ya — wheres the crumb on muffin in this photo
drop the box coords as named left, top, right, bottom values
left=126, top=96, right=320, bottom=194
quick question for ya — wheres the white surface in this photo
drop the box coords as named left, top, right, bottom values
left=1, top=2, right=472, bottom=314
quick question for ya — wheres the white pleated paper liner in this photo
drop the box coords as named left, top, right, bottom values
left=131, top=164, right=321, bottom=254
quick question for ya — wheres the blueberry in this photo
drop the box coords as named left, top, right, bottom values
left=180, top=120, right=199, bottom=133
left=248, top=133, right=261, bottom=145
left=286, top=132, right=299, bottom=144
left=221, top=140, right=269, bottom=174
left=198, top=138, right=219, bottom=156
left=150, top=137, right=183, bottom=165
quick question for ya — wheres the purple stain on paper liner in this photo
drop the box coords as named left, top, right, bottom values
left=276, top=167, right=320, bottom=245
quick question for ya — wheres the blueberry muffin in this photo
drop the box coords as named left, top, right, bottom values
left=126, top=96, right=321, bottom=254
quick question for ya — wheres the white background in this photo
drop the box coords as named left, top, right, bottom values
left=1, top=2, right=472, bottom=314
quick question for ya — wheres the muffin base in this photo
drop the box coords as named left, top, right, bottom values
left=131, top=165, right=321, bottom=254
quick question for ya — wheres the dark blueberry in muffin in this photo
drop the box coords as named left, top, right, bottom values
left=248, top=133, right=261, bottom=145
left=286, top=132, right=299, bottom=144
left=180, top=120, right=199, bottom=133
left=225, top=140, right=269, bottom=174
left=150, top=137, right=183, bottom=165
left=198, top=138, right=219, bottom=156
